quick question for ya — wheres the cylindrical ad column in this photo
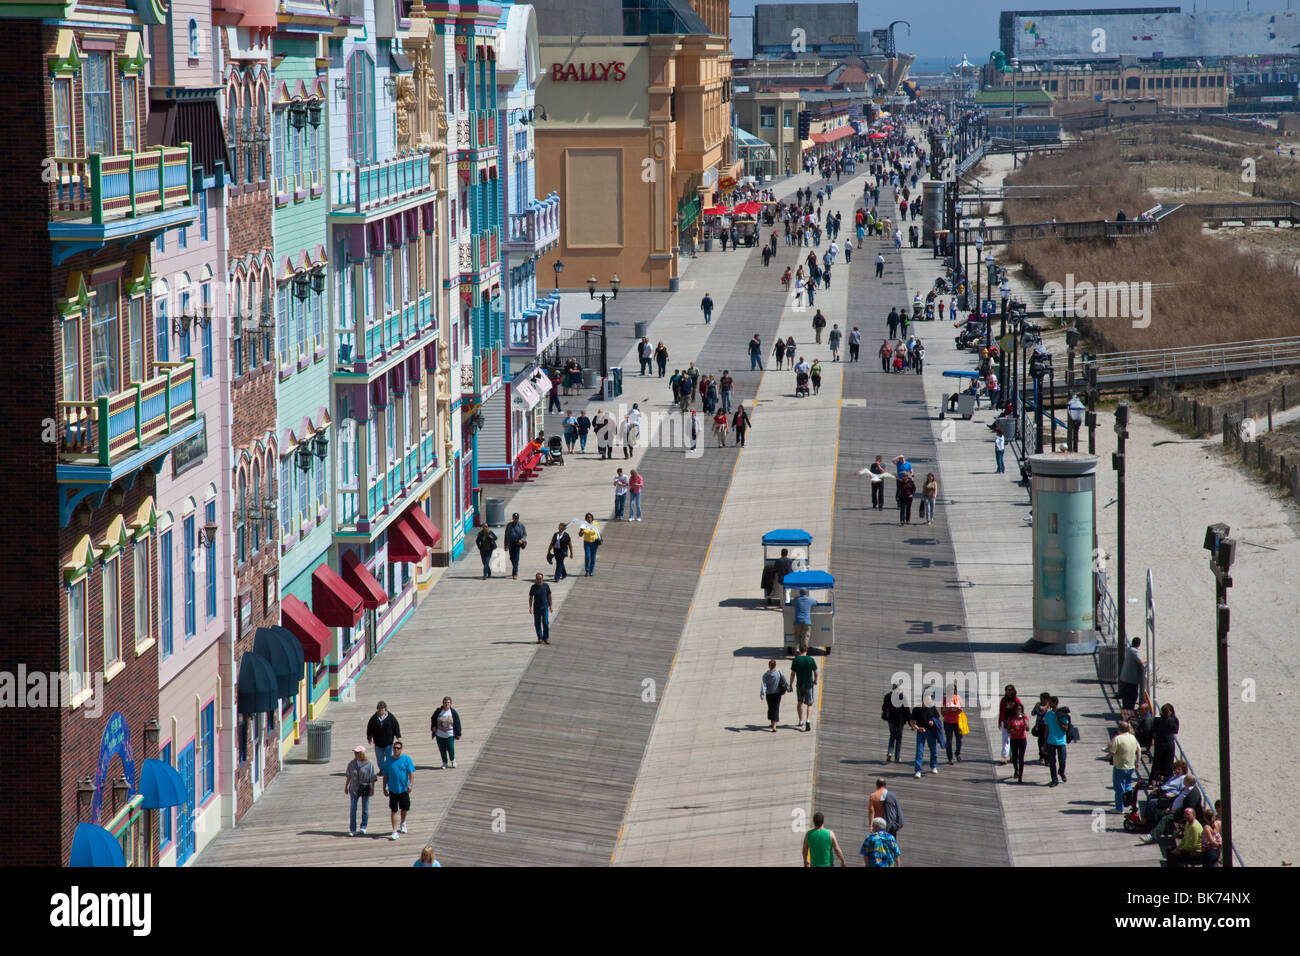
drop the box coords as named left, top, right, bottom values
left=922, top=180, right=945, bottom=245
left=1030, top=453, right=1100, bottom=654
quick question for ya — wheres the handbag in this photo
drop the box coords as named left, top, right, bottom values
left=519, top=539, right=527, bottom=550
left=957, top=712, right=970, bottom=736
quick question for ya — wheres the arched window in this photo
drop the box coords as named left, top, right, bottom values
left=347, top=51, right=375, bottom=164
left=227, top=84, right=240, bottom=183
left=257, top=86, right=268, bottom=181
left=232, top=276, right=243, bottom=377
left=189, top=19, right=199, bottom=59
left=236, top=471, right=246, bottom=565
left=243, top=80, right=254, bottom=186
left=251, top=460, right=261, bottom=553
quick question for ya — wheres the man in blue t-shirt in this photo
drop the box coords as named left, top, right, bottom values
left=382, top=740, right=416, bottom=840
left=1043, top=697, right=1069, bottom=787
left=792, top=589, right=816, bottom=653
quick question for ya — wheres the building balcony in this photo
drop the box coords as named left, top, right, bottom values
left=505, top=293, right=562, bottom=358
left=48, top=145, right=197, bottom=265
left=331, top=149, right=434, bottom=220
left=335, top=432, right=440, bottom=540
left=334, top=291, right=436, bottom=379
left=56, top=360, right=203, bottom=527
left=503, top=192, right=560, bottom=255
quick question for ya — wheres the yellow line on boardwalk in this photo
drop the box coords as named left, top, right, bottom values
left=610, top=368, right=761, bottom=863
left=811, top=370, right=846, bottom=792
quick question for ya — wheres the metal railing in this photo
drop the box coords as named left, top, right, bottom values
left=505, top=192, right=560, bottom=247
left=332, top=149, right=433, bottom=215
left=1090, top=336, right=1300, bottom=382
left=50, top=144, right=193, bottom=224
left=58, top=360, right=197, bottom=466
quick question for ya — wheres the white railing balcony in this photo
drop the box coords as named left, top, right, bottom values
left=504, top=191, right=560, bottom=253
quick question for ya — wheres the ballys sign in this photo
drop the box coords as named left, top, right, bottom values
left=551, top=62, right=627, bottom=82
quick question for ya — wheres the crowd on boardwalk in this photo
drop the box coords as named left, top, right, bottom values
left=324, top=105, right=1208, bottom=868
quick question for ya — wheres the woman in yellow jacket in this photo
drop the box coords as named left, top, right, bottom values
left=941, top=683, right=967, bottom=764
left=579, top=513, right=602, bottom=576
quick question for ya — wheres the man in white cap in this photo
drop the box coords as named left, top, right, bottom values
left=344, top=744, right=378, bottom=837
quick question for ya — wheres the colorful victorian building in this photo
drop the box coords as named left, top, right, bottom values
left=429, top=0, right=503, bottom=554
left=218, top=0, right=291, bottom=827
left=0, top=0, right=201, bottom=865
left=270, top=0, right=339, bottom=729
left=146, top=0, right=232, bottom=864
left=322, top=0, right=444, bottom=696
left=479, top=0, right=558, bottom=483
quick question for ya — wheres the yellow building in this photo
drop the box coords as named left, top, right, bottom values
left=532, top=0, right=734, bottom=290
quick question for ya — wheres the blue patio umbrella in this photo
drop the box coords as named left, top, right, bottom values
left=137, top=757, right=187, bottom=810
left=69, top=822, right=126, bottom=867
left=253, top=626, right=301, bottom=700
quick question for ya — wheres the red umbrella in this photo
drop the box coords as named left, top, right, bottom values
left=703, top=205, right=732, bottom=216
left=869, top=132, right=887, bottom=140
left=733, top=201, right=761, bottom=216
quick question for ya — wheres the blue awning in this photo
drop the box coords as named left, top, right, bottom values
left=236, top=650, right=278, bottom=716
left=137, top=758, right=188, bottom=810
left=70, top=823, right=126, bottom=867
left=253, top=626, right=303, bottom=700
left=762, top=529, right=813, bottom=546
left=942, top=370, right=980, bottom=379
left=783, top=570, right=835, bottom=589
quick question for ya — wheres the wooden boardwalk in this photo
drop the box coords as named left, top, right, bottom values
left=812, top=229, right=1013, bottom=867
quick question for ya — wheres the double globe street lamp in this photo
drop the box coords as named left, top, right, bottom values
left=587, top=274, right=620, bottom=388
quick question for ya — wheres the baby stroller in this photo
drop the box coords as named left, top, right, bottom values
left=795, top=371, right=810, bottom=398
left=546, top=434, right=564, bottom=466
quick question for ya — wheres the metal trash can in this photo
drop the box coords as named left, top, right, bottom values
left=1097, top=638, right=1120, bottom=682
left=996, top=415, right=1017, bottom=442
left=581, top=367, right=598, bottom=388
left=634, top=321, right=649, bottom=338
left=305, top=720, right=334, bottom=764
left=484, top=497, right=506, bottom=527
left=704, top=237, right=713, bottom=252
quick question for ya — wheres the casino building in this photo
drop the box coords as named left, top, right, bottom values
left=529, top=0, right=735, bottom=290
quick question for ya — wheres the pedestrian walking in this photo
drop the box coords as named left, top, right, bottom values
left=638, top=337, right=653, bottom=375
left=896, top=470, right=915, bottom=525
left=430, top=697, right=462, bottom=770
left=920, top=472, right=937, bottom=525
left=732, top=403, right=752, bottom=447
left=381, top=740, right=415, bottom=840
left=475, top=524, right=498, bottom=579
left=528, top=572, right=553, bottom=644
left=1109, top=720, right=1140, bottom=813
left=562, top=412, right=578, bottom=454
left=997, top=684, right=1023, bottom=765
left=592, top=410, right=614, bottom=459
left=748, top=333, right=763, bottom=371
left=504, top=512, right=527, bottom=578
left=883, top=683, right=910, bottom=763
left=1044, top=696, right=1070, bottom=786
left=366, top=701, right=401, bottom=774
left=1030, top=692, right=1052, bottom=764
left=579, top=514, right=601, bottom=575
left=719, top=370, right=734, bottom=412
left=875, top=252, right=884, bottom=278
left=344, top=744, right=378, bottom=837
left=712, top=408, right=729, bottom=446
left=548, top=522, right=573, bottom=580
left=911, top=692, right=945, bottom=777
left=941, top=683, right=966, bottom=763
left=773, top=337, right=786, bottom=370
left=760, top=659, right=790, bottom=732
left=1118, top=637, right=1145, bottom=711
left=1005, top=701, right=1029, bottom=782
left=860, top=817, right=901, bottom=868
left=414, top=845, right=441, bottom=867
left=628, top=469, right=644, bottom=521
left=655, top=341, right=669, bottom=377
left=700, top=292, right=714, bottom=324
left=622, top=405, right=640, bottom=458
left=848, top=326, right=861, bottom=362
left=576, top=411, right=591, bottom=453
left=810, top=359, right=822, bottom=395
left=802, top=812, right=847, bottom=867
left=613, top=468, right=630, bottom=520
left=828, top=324, right=842, bottom=361
left=812, top=310, right=827, bottom=343
left=791, top=646, right=818, bottom=731
left=994, top=426, right=1006, bottom=474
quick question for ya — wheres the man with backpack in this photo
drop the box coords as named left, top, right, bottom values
left=760, top=660, right=790, bottom=732
left=812, top=309, right=827, bottom=343
left=882, top=682, right=911, bottom=763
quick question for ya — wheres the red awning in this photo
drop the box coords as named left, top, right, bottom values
left=342, top=551, right=388, bottom=610
left=387, top=516, right=427, bottom=563
left=404, top=505, right=441, bottom=548
left=311, top=565, right=364, bottom=628
left=280, top=594, right=331, bottom=663
left=811, top=126, right=855, bottom=144
left=702, top=205, right=732, bottom=216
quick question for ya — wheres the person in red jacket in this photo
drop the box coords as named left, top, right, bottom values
left=997, top=684, right=1023, bottom=765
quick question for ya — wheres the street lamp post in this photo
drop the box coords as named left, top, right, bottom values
left=553, top=259, right=564, bottom=292
left=1010, top=57, right=1020, bottom=169
left=1114, top=402, right=1130, bottom=678
left=1202, top=522, right=1236, bottom=868
left=974, top=235, right=984, bottom=315
left=587, top=274, right=620, bottom=388
left=1086, top=362, right=1099, bottom=454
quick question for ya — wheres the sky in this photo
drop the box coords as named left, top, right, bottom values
left=726, top=0, right=1299, bottom=65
